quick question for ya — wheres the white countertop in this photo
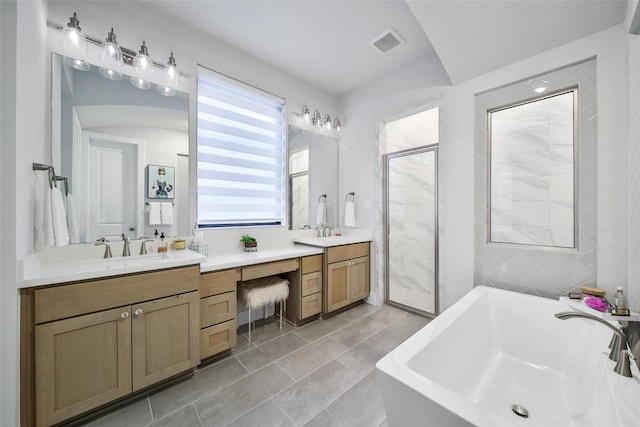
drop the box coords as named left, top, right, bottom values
left=19, top=249, right=206, bottom=288
left=292, top=235, right=372, bottom=248
left=18, top=236, right=370, bottom=288
left=200, top=245, right=324, bottom=272
left=19, top=245, right=327, bottom=288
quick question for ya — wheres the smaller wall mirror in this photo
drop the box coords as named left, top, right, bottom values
left=489, top=89, right=577, bottom=248
left=288, top=126, right=338, bottom=229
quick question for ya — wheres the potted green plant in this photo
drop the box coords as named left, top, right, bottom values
left=240, top=234, right=257, bottom=252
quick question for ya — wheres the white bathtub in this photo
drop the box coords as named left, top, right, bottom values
left=376, top=286, right=640, bottom=427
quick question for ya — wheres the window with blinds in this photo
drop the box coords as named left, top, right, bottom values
left=196, top=66, right=286, bottom=227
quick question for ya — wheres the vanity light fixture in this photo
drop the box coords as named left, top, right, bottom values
left=61, top=12, right=90, bottom=71
left=130, top=41, right=153, bottom=89
left=99, top=27, right=123, bottom=81
left=295, top=105, right=342, bottom=133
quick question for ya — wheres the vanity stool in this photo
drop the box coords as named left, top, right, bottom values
left=240, top=276, right=290, bottom=342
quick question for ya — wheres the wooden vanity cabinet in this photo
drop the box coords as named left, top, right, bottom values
left=285, top=254, right=323, bottom=325
left=199, top=268, right=238, bottom=361
left=22, top=266, right=201, bottom=427
left=325, top=242, right=370, bottom=314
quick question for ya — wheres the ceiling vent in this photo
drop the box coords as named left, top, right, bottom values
left=369, top=28, right=405, bottom=54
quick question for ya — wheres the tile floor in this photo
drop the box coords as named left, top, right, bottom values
left=82, top=303, right=431, bottom=427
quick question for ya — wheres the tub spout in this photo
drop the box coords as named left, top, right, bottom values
left=555, top=311, right=632, bottom=378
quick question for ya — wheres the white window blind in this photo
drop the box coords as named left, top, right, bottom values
left=197, top=66, right=286, bottom=227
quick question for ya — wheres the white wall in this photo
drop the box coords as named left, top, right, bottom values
left=340, top=24, right=630, bottom=311
left=1, top=1, right=48, bottom=426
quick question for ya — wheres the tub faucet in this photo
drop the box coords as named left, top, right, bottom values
left=555, top=311, right=633, bottom=378
left=121, top=233, right=131, bottom=257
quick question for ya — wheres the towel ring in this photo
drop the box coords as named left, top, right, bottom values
left=318, top=194, right=327, bottom=202
left=345, top=192, right=355, bottom=201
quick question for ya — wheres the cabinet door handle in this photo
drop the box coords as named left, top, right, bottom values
left=134, top=308, right=143, bottom=316
left=121, top=312, right=129, bottom=319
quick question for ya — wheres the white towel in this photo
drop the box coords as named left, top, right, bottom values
left=315, top=200, right=326, bottom=226
left=149, top=202, right=161, bottom=225
left=161, top=202, right=174, bottom=225
left=66, top=193, right=80, bottom=244
left=43, top=187, right=55, bottom=248
left=51, top=186, right=69, bottom=246
left=34, top=174, right=44, bottom=251
left=344, top=199, right=356, bottom=228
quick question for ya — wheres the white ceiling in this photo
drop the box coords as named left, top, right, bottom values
left=145, top=0, right=628, bottom=97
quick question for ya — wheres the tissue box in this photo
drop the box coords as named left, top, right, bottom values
left=188, top=242, right=208, bottom=256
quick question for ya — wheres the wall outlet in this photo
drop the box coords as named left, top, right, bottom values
left=363, top=200, right=373, bottom=210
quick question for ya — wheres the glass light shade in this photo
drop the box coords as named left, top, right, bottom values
left=130, top=41, right=152, bottom=89
left=62, top=13, right=89, bottom=71
left=157, top=85, right=176, bottom=97
left=130, top=77, right=151, bottom=90
left=158, top=52, right=178, bottom=96
left=302, top=105, right=310, bottom=122
left=325, top=114, right=332, bottom=129
left=99, top=28, right=123, bottom=81
left=334, top=118, right=341, bottom=132
left=313, top=110, right=322, bottom=128
left=63, top=56, right=90, bottom=72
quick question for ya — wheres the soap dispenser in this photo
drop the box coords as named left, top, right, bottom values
left=158, top=232, right=167, bottom=253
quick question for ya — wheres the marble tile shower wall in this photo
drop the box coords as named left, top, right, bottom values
left=629, top=34, right=640, bottom=312
left=474, top=59, right=597, bottom=298
left=490, top=93, right=575, bottom=247
left=387, top=152, right=436, bottom=313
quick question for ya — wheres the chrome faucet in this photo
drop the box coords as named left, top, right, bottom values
left=555, top=311, right=634, bottom=377
left=95, top=242, right=112, bottom=258
left=139, top=238, right=154, bottom=255
left=323, top=226, right=332, bottom=237
left=121, top=233, right=131, bottom=257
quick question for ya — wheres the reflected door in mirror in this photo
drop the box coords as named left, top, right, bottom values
left=84, top=133, right=141, bottom=241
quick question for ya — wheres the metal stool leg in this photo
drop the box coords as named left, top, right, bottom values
left=279, top=300, right=283, bottom=330
left=248, top=305, right=252, bottom=343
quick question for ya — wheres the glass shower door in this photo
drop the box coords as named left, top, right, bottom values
left=384, top=146, right=438, bottom=316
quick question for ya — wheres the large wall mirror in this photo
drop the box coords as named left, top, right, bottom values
left=489, top=89, right=577, bottom=249
left=288, top=126, right=338, bottom=229
left=51, top=53, right=190, bottom=243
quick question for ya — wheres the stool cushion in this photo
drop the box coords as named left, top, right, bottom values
left=240, top=276, right=290, bottom=309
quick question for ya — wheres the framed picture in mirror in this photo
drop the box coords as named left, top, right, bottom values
left=148, top=165, right=175, bottom=199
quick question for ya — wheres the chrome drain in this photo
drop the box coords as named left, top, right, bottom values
left=511, top=404, right=529, bottom=418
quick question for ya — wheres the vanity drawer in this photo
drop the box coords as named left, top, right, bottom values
left=34, top=266, right=200, bottom=324
left=241, top=258, right=299, bottom=281
left=301, top=255, right=323, bottom=274
left=201, top=268, right=238, bottom=298
left=301, top=271, right=322, bottom=296
left=200, top=319, right=236, bottom=360
left=200, top=291, right=236, bottom=328
left=301, top=293, right=322, bottom=319
left=327, top=242, right=370, bottom=264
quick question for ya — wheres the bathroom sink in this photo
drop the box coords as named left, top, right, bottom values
left=80, top=253, right=170, bottom=271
